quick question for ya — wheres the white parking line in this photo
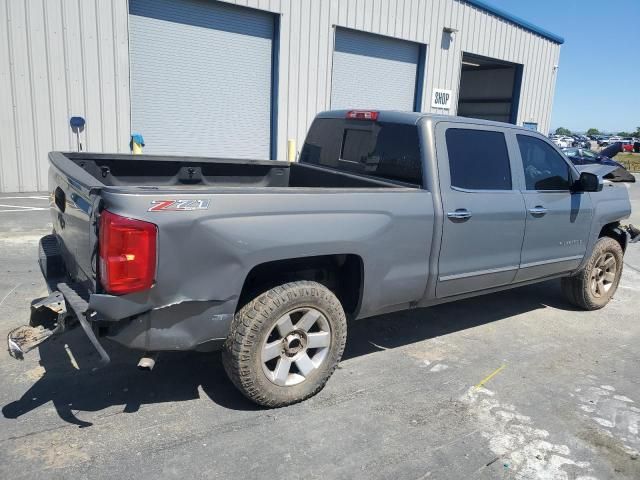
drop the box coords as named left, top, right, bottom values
left=0, top=196, right=49, bottom=200
left=0, top=207, right=48, bottom=213
left=0, top=203, right=47, bottom=209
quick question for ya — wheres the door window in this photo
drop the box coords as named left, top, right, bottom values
left=445, top=128, right=512, bottom=190
left=517, top=135, right=571, bottom=191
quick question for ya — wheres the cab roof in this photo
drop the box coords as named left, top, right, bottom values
left=315, top=109, right=542, bottom=134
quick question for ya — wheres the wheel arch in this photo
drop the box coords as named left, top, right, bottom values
left=599, top=221, right=628, bottom=252
left=237, top=254, right=364, bottom=319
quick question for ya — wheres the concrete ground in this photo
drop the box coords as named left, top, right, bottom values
left=1, top=180, right=639, bottom=480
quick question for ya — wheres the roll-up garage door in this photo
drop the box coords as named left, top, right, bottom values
left=331, top=28, right=421, bottom=111
left=129, top=0, right=274, bottom=158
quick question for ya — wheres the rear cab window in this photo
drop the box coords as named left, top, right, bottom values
left=300, top=118, right=423, bottom=187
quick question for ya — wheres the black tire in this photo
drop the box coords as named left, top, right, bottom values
left=561, top=237, right=624, bottom=310
left=222, top=281, right=347, bottom=407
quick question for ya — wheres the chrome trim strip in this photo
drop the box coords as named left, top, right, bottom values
left=519, top=255, right=583, bottom=269
left=439, top=255, right=584, bottom=282
left=439, top=265, right=518, bottom=282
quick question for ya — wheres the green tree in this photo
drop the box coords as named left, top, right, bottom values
left=617, top=131, right=631, bottom=137
left=586, top=128, right=600, bottom=136
left=555, top=127, right=571, bottom=135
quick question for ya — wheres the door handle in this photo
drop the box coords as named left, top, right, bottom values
left=447, top=208, right=472, bottom=221
left=528, top=206, right=548, bottom=216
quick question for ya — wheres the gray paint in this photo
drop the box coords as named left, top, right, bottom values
left=129, top=0, right=274, bottom=158
left=330, top=27, right=419, bottom=111
left=1, top=0, right=562, bottom=192
left=45, top=112, right=631, bottom=351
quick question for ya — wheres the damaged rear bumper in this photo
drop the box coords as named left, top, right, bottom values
left=7, top=291, right=66, bottom=360
left=7, top=282, right=111, bottom=366
left=625, top=224, right=640, bottom=244
left=7, top=234, right=235, bottom=363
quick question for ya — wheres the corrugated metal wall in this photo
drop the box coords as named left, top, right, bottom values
left=0, top=0, right=561, bottom=192
left=0, top=0, right=130, bottom=192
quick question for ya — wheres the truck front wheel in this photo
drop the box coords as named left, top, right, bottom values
left=561, top=237, right=623, bottom=310
left=223, top=281, right=347, bottom=407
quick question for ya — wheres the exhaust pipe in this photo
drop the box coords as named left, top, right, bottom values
left=137, top=352, right=158, bottom=371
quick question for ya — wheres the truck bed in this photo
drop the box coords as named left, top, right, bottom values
left=54, top=152, right=409, bottom=190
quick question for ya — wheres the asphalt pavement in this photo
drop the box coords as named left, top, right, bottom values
left=1, top=180, right=639, bottom=480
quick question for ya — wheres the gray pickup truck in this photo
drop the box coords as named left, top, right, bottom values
left=8, top=110, right=638, bottom=407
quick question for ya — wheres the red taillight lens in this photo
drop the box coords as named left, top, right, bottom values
left=99, top=210, right=157, bottom=295
left=346, top=110, right=379, bottom=121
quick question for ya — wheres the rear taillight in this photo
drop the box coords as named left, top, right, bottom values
left=99, top=210, right=157, bottom=295
left=346, top=110, right=379, bottom=121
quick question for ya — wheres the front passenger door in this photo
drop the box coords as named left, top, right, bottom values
left=514, top=134, right=594, bottom=281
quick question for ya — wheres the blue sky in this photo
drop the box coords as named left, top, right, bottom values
left=486, top=0, right=640, bottom=134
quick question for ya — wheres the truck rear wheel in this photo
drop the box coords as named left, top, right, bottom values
left=561, top=237, right=623, bottom=310
left=223, top=281, right=347, bottom=407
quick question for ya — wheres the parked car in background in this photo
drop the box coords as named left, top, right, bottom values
left=598, top=136, right=612, bottom=146
left=561, top=147, right=624, bottom=168
left=601, top=136, right=623, bottom=147
left=562, top=146, right=636, bottom=183
left=634, top=140, right=640, bottom=153
left=552, top=136, right=574, bottom=148
left=572, top=135, right=590, bottom=148
left=621, top=138, right=636, bottom=152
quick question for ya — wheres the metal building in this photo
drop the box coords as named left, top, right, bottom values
left=0, top=0, right=563, bottom=192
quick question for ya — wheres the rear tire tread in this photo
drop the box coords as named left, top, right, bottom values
left=223, top=281, right=347, bottom=407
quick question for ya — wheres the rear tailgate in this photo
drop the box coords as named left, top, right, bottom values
left=48, top=153, right=101, bottom=293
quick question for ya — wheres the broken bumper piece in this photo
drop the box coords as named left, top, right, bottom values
left=6, top=283, right=110, bottom=367
left=625, top=224, right=640, bottom=244
left=7, top=291, right=66, bottom=360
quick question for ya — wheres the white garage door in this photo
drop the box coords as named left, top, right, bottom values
left=331, top=28, right=421, bottom=111
left=129, top=0, right=274, bottom=158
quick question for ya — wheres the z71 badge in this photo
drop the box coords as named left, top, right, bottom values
left=148, top=199, right=210, bottom=212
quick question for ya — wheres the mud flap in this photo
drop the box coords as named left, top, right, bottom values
left=7, top=291, right=69, bottom=360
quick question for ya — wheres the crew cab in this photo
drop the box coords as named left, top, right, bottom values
left=8, top=111, right=638, bottom=407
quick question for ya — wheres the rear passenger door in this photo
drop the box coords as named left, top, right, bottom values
left=435, top=123, right=526, bottom=298
left=512, top=134, right=594, bottom=281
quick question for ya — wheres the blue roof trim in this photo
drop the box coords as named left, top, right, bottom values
left=463, top=0, right=564, bottom=44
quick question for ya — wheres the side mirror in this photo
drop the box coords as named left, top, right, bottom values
left=573, top=171, right=602, bottom=192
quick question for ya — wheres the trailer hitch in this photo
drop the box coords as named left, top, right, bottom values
left=7, top=283, right=110, bottom=368
left=7, top=291, right=69, bottom=360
